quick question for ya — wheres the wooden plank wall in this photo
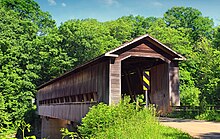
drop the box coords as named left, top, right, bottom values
left=37, top=60, right=109, bottom=105
left=119, top=43, right=169, bottom=61
left=109, top=58, right=121, bottom=104
left=38, top=102, right=97, bottom=122
left=169, top=61, right=180, bottom=106
left=150, top=63, right=170, bottom=114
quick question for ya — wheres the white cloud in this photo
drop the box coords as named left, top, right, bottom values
left=152, top=1, right=163, bottom=7
left=48, top=0, right=56, bottom=6
left=61, top=3, right=66, bottom=7
left=103, top=0, right=119, bottom=6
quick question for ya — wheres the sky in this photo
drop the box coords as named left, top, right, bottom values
left=35, top=0, right=220, bottom=26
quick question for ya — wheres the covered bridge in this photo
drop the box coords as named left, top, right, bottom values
left=37, top=34, right=185, bottom=138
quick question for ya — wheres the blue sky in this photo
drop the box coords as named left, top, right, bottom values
left=35, top=0, right=220, bottom=26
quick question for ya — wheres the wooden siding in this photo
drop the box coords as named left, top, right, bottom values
left=169, top=61, right=180, bottom=106
left=38, top=102, right=97, bottom=122
left=109, top=58, right=121, bottom=104
left=109, top=39, right=174, bottom=105
left=37, top=60, right=109, bottom=104
left=113, top=39, right=174, bottom=62
left=150, top=63, right=170, bottom=114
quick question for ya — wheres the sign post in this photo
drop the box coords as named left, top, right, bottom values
left=143, top=71, right=150, bottom=107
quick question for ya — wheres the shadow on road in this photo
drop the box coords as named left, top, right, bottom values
left=200, top=132, right=220, bottom=139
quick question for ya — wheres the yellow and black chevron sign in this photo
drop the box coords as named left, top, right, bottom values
left=143, top=71, right=150, bottom=91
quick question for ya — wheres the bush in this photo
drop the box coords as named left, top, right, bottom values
left=78, top=97, right=136, bottom=138
left=180, top=85, right=201, bottom=106
left=196, top=109, right=220, bottom=121
left=77, top=96, right=192, bottom=139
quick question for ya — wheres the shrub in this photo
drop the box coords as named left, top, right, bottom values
left=78, top=96, right=136, bottom=138
left=78, top=103, right=116, bottom=138
left=180, top=84, right=201, bottom=106
left=77, top=96, right=192, bottom=139
left=196, top=109, right=220, bottom=122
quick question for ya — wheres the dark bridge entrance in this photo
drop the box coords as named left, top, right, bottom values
left=121, top=57, right=163, bottom=102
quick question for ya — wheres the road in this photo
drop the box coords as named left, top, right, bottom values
left=159, top=117, right=220, bottom=139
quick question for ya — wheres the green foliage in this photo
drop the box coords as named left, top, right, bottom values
left=78, top=103, right=117, bottom=138
left=0, top=6, right=36, bottom=126
left=60, top=128, right=80, bottom=139
left=164, top=7, right=214, bottom=42
left=15, top=120, right=31, bottom=139
left=15, top=120, right=36, bottom=139
left=58, top=19, right=120, bottom=65
left=75, top=97, right=192, bottom=139
left=0, top=92, right=11, bottom=132
left=180, top=84, right=201, bottom=106
left=195, top=109, right=220, bottom=122
left=169, top=108, right=220, bottom=122
left=0, top=0, right=72, bottom=133
left=0, top=0, right=56, bottom=34
left=213, top=26, right=220, bottom=50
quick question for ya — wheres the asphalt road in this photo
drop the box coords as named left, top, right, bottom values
left=159, top=117, right=220, bottom=139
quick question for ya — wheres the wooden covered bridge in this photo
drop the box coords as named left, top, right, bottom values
left=37, top=34, right=185, bottom=138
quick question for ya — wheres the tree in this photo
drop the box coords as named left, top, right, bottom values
left=0, top=1, right=72, bottom=131
left=33, top=28, right=73, bottom=85
left=116, top=15, right=157, bottom=38
left=59, top=19, right=120, bottom=65
left=164, top=7, right=214, bottom=42
left=0, top=0, right=55, bottom=34
left=213, top=26, right=220, bottom=50
left=192, top=38, right=220, bottom=105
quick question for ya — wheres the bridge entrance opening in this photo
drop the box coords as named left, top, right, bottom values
left=121, top=56, right=167, bottom=108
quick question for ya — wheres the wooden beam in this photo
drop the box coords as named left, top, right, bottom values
left=124, top=71, right=134, bottom=101
left=137, top=68, right=143, bottom=87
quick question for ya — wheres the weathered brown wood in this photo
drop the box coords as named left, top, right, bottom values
left=38, top=102, right=97, bottom=122
left=38, top=60, right=109, bottom=104
left=124, top=71, right=134, bottom=101
left=169, top=61, right=180, bottom=106
left=109, top=58, right=121, bottom=104
left=137, top=68, right=143, bottom=86
left=150, top=63, right=170, bottom=114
